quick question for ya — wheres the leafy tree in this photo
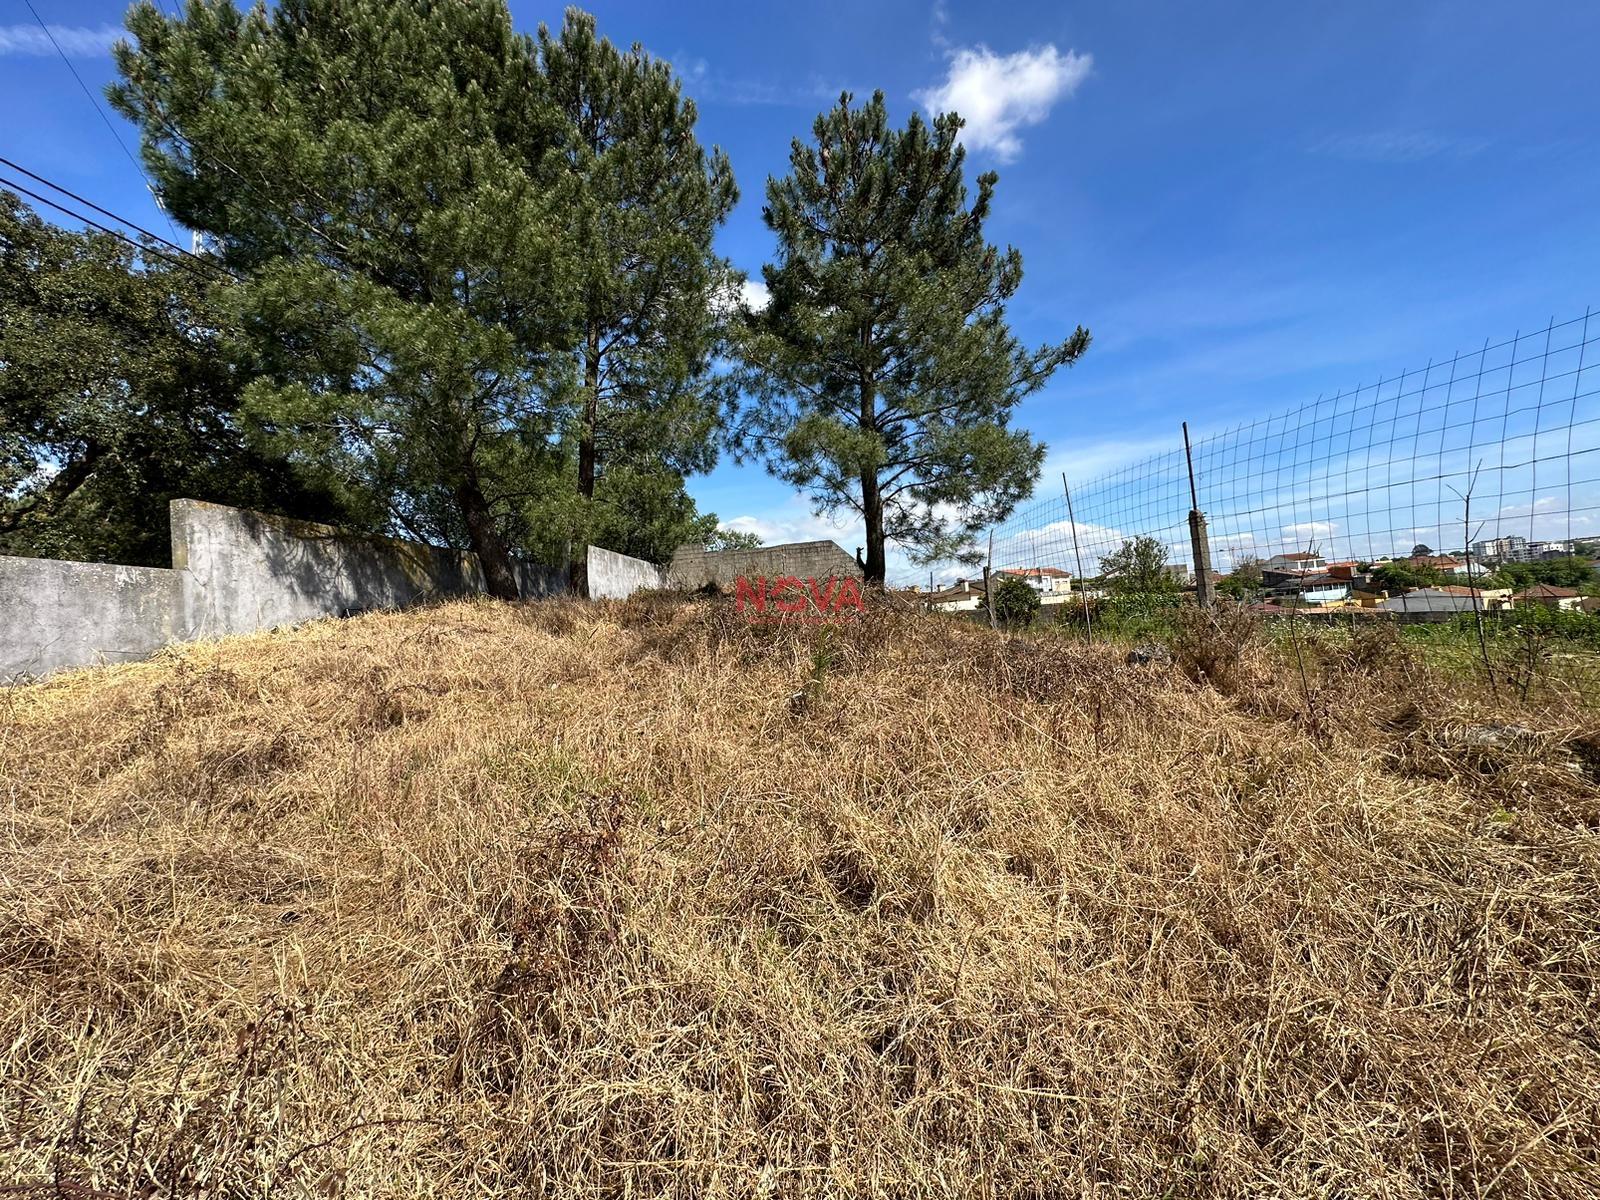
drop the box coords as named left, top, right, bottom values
left=586, top=466, right=722, bottom=565
left=0, top=191, right=352, bottom=566
left=707, top=528, right=763, bottom=551
left=538, top=9, right=737, bottom=591
left=112, top=0, right=578, bottom=598
left=993, top=576, right=1041, bottom=630
left=1100, top=536, right=1175, bottom=596
left=1370, top=562, right=1446, bottom=592
left=734, top=91, right=1089, bottom=584
left=1496, top=556, right=1597, bottom=591
left=1410, top=543, right=1433, bottom=557
left=1216, top=555, right=1263, bottom=600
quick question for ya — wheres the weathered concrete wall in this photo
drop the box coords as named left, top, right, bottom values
left=586, top=545, right=666, bottom=600
left=667, top=540, right=861, bottom=589
left=1, top=500, right=670, bottom=683
left=172, top=500, right=572, bottom=637
left=0, top=555, right=185, bottom=682
left=173, top=500, right=494, bottom=638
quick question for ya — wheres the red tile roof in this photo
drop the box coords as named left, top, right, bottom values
left=997, top=566, right=1072, bottom=578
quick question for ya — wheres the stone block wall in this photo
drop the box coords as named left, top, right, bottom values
left=667, top=540, right=861, bottom=589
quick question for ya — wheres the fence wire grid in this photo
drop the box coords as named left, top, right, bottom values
left=951, top=310, right=1600, bottom=699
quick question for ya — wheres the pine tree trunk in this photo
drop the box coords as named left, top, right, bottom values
left=861, top=469, right=886, bottom=586
left=569, top=327, right=602, bottom=598
left=456, top=477, right=519, bottom=601
left=859, top=349, right=886, bottom=587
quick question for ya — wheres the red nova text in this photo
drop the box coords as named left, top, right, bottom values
left=733, top=575, right=866, bottom=621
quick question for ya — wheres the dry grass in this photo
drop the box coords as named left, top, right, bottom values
left=1, top=595, right=1598, bottom=1198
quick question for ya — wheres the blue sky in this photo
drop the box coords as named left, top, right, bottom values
left=4, top=1, right=1598, bottom=580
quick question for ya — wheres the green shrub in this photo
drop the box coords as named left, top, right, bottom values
left=993, top=577, right=1043, bottom=630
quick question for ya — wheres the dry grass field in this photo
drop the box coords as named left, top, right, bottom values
left=2, top=595, right=1598, bottom=1198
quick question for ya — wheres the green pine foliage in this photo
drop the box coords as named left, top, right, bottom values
left=108, top=1, right=735, bottom=592
left=734, top=91, right=1090, bottom=584
left=537, top=10, right=737, bottom=587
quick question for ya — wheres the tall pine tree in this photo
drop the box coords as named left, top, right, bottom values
left=111, top=0, right=576, bottom=598
left=736, top=92, right=1089, bottom=584
left=538, top=9, right=737, bottom=591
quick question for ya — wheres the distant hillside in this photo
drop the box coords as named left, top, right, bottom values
left=2, top=596, right=1597, bottom=1197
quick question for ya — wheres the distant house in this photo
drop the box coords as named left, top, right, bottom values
left=1378, top=586, right=1498, bottom=615
left=1402, top=554, right=1472, bottom=576
left=1473, top=535, right=1529, bottom=563
left=1512, top=583, right=1582, bottom=611
left=1529, top=540, right=1574, bottom=560
left=995, top=566, right=1073, bottom=603
left=926, top=580, right=987, bottom=613
left=1266, top=572, right=1350, bottom=606
left=1266, top=551, right=1325, bottom=572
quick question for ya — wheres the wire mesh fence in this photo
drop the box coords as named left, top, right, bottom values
left=961, top=309, right=1600, bottom=702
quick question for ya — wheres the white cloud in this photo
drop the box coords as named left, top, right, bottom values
left=711, top=275, right=771, bottom=317
left=0, top=23, right=122, bottom=57
left=914, top=43, right=1092, bottom=162
left=718, top=507, right=862, bottom=551
left=1281, top=521, right=1337, bottom=540
left=740, top=279, right=770, bottom=312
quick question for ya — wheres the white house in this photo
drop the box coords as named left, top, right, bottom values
left=996, top=566, right=1074, bottom=604
left=927, top=580, right=987, bottom=612
left=1266, top=551, right=1326, bottom=572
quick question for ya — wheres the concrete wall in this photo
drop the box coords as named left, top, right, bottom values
left=668, top=540, right=861, bottom=589
left=173, top=500, right=493, bottom=638
left=586, top=545, right=666, bottom=600
left=1, top=500, right=658, bottom=683
left=0, top=555, right=185, bottom=682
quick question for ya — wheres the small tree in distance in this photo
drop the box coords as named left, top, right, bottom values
left=1216, top=555, right=1264, bottom=601
left=1101, top=536, right=1175, bottom=596
left=708, top=528, right=763, bottom=551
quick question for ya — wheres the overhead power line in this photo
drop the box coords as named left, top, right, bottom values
left=21, top=0, right=183, bottom=244
left=0, top=173, right=234, bottom=283
left=0, top=155, right=214, bottom=268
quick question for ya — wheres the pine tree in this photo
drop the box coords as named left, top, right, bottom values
left=538, top=9, right=737, bottom=592
left=111, top=0, right=577, bottom=598
left=735, top=92, right=1089, bottom=584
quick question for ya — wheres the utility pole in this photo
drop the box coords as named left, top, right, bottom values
left=1183, top=421, right=1214, bottom=608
